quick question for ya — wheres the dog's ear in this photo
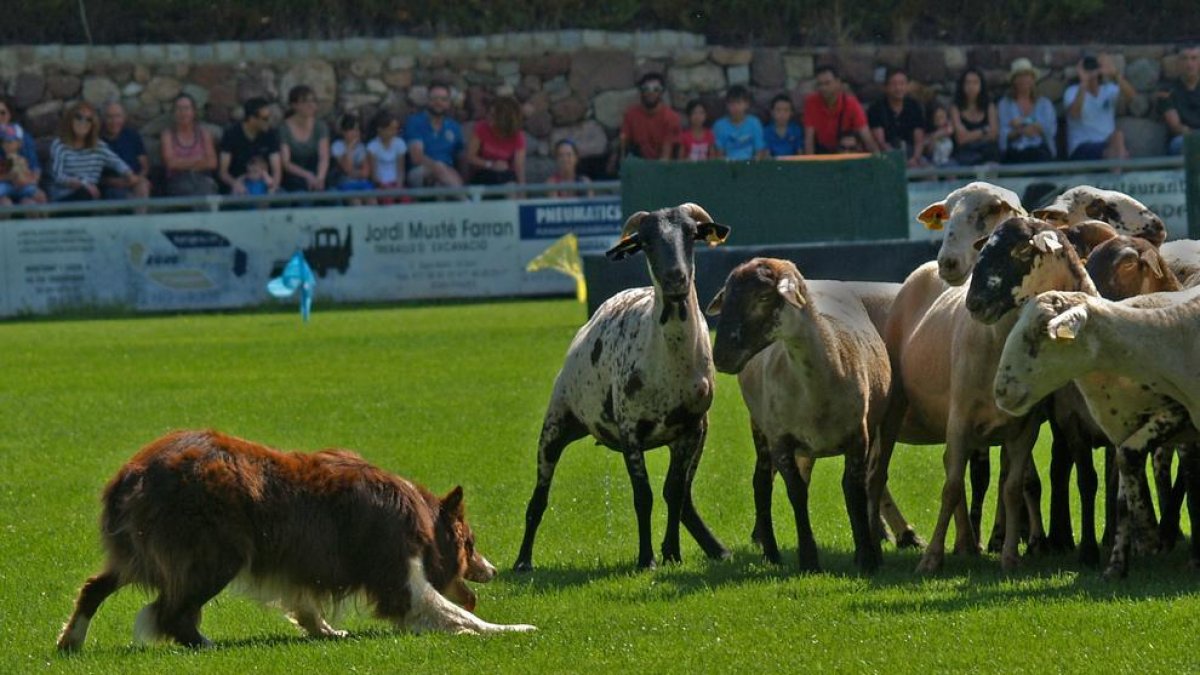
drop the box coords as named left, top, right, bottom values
left=442, top=485, right=465, bottom=518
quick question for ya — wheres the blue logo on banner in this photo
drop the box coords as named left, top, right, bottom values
left=518, top=198, right=623, bottom=240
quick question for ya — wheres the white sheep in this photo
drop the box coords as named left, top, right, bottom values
left=513, top=203, right=732, bottom=571
left=707, top=258, right=892, bottom=572
left=1031, top=185, right=1167, bottom=246
left=994, top=287, right=1200, bottom=576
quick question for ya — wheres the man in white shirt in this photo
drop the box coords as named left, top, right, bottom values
left=1064, top=53, right=1136, bottom=161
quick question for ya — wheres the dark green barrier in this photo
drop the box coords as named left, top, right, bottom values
left=582, top=240, right=939, bottom=316
left=620, top=151, right=909, bottom=245
left=1188, top=133, right=1200, bottom=238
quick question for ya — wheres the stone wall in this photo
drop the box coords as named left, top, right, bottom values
left=1, top=33, right=1188, bottom=180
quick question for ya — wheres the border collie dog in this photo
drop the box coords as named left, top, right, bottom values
left=57, top=429, right=534, bottom=651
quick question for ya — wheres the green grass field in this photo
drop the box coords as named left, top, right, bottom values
left=2, top=299, right=1197, bottom=673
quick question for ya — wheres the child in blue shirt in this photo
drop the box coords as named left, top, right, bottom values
left=764, top=94, right=804, bottom=157
left=712, top=85, right=766, bottom=161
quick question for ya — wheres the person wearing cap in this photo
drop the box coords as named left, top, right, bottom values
left=1163, top=44, right=1200, bottom=155
left=0, top=123, right=41, bottom=206
left=1064, top=53, right=1135, bottom=161
left=997, top=58, right=1057, bottom=163
left=614, top=73, right=680, bottom=167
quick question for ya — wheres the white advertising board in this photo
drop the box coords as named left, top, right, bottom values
left=906, top=169, right=1188, bottom=241
left=0, top=197, right=623, bottom=317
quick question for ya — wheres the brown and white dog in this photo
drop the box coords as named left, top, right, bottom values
left=57, top=429, right=534, bottom=652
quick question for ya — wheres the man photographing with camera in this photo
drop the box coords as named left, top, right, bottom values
left=1064, top=53, right=1136, bottom=161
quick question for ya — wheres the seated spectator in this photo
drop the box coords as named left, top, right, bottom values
left=367, top=110, right=407, bottom=204
left=1064, top=53, right=1134, bottom=161
left=674, top=99, right=715, bottom=161
left=868, top=68, right=927, bottom=166
left=951, top=68, right=1000, bottom=165
left=242, top=154, right=275, bottom=198
left=713, top=85, right=766, bottom=160
left=924, top=104, right=956, bottom=167
left=330, top=114, right=376, bottom=205
left=0, top=124, right=41, bottom=207
left=160, top=93, right=219, bottom=196
left=279, top=85, right=330, bottom=193
left=764, top=94, right=804, bottom=157
left=804, top=66, right=879, bottom=154
left=99, top=101, right=152, bottom=201
left=404, top=82, right=466, bottom=188
left=837, top=132, right=864, bottom=154
left=0, top=96, right=47, bottom=205
left=614, top=72, right=679, bottom=168
left=998, top=58, right=1057, bottom=163
left=218, top=97, right=282, bottom=195
left=47, top=101, right=137, bottom=202
left=547, top=139, right=593, bottom=198
left=1164, top=44, right=1200, bottom=155
left=467, top=95, right=526, bottom=191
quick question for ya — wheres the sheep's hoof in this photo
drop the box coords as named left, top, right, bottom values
left=1024, top=534, right=1050, bottom=557
left=512, top=559, right=534, bottom=573
left=796, top=559, right=821, bottom=574
left=1102, top=563, right=1128, bottom=581
left=1078, top=540, right=1101, bottom=567
left=707, top=547, right=732, bottom=561
left=855, top=547, right=882, bottom=575
left=986, top=534, right=1004, bottom=554
left=1000, top=553, right=1021, bottom=572
left=637, top=556, right=658, bottom=570
left=895, top=529, right=924, bottom=550
left=1132, top=532, right=1161, bottom=557
left=762, top=551, right=783, bottom=565
left=1188, top=557, right=1200, bottom=572
left=915, top=551, right=943, bottom=574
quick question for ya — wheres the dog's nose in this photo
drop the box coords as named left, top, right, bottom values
left=478, top=555, right=497, bottom=581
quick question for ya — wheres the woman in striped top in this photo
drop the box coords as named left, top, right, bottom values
left=49, top=101, right=136, bottom=202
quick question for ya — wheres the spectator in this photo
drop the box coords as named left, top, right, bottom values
left=764, top=94, right=804, bottom=157
left=404, top=82, right=466, bottom=188
left=713, top=85, right=767, bottom=160
left=330, top=114, right=376, bottom=205
left=997, top=58, right=1057, bottom=163
left=278, top=85, right=330, bottom=193
left=366, top=110, right=407, bottom=204
left=675, top=99, right=715, bottom=161
left=950, top=68, right=1000, bottom=165
left=99, top=101, right=152, bottom=201
left=614, top=72, right=679, bottom=168
left=838, top=132, right=864, bottom=154
left=803, top=65, right=878, bottom=154
left=0, top=124, right=40, bottom=207
left=924, top=104, right=956, bottom=167
left=1164, top=44, right=1200, bottom=155
left=47, top=101, right=136, bottom=202
left=0, top=96, right=47, bottom=205
left=218, top=97, right=282, bottom=195
left=160, top=93, right=219, bottom=196
left=467, top=95, right=526, bottom=190
left=867, top=68, right=927, bottom=166
left=1064, top=53, right=1134, bottom=161
left=547, top=139, right=593, bottom=198
left=242, top=155, right=274, bottom=197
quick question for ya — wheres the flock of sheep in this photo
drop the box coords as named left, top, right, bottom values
left=513, top=185, right=1198, bottom=580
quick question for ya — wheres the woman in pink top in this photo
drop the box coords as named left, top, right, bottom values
left=466, top=96, right=525, bottom=189
left=160, top=93, right=219, bottom=196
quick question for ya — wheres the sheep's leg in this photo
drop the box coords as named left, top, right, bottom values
left=772, top=446, right=819, bottom=572
left=624, top=450, right=658, bottom=569
left=969, top=448, right=991, bottom=552
left=999, top=421, right=1040, bottom=571
left=984, top=448, right=1005, bottom=554
left=1180, top=446, right=1200, bottom=570
left=917, top=426, right=973, bottom=574
left=1101, top=446, right=1117, bottom=547
left=1022, top=453, right=1047, bottom=555
left=513, top=410, right=587, bottom=572
left=750, top=424, right=781, bottom=564
left=1046, top=412, right=1078, bottom=553
left=844, top=430, right=880, bottom=573
left=678, top=418, right=729, bottom=561
left=868, top=382, right=904, bottom=551
left=1153, top=446, right=1181, bottom=551
left=1076, top=444, right=1102, bottom=567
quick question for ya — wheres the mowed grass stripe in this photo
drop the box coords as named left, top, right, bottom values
left=1, top=299, right=1196, bottom=673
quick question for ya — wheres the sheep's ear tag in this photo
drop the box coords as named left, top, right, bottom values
left=1030, top=231, right=1063, bottom=254
left=919, top=203, right=947, bottom=230
left=777, top=277, right=805, bottom=308
left=1047, top=307, right=1085, bottom=341
left=702, top=223, right=731, bottom=247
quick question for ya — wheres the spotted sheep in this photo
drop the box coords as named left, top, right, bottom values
left=994, top=287, right=1200, bottom=578
left=707, top=258, right=905, bottom=573
left=966, top=217, right=1198, bottom=577
left=1032, top=185, right=1167, bottom=246
left=513, top=203, right=732, bottom=571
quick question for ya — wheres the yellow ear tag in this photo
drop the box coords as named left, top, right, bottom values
left=706, top=231, right=724, bottom=246
left=923, top=214, right=944, bottom=231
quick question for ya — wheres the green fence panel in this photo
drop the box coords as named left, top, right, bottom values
left=620, top=151, right=908, bottom=245
left=1188, top=133, right=1200, bottom=239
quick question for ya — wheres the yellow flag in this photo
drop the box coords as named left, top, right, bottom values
left=526, top=233, right=586, bottom=303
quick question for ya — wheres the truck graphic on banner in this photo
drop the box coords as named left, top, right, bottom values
left=270, top=226, right=353, bottom=278
left=129, top=229, right=248, bottom=291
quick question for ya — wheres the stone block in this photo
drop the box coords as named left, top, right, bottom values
left=350, top=57, right=382, bottom=78
left=113, top=44, right=139, bottom=62
left=592, top=88, right=637, bottom=129
left=551, top=119, right=607, bottom=157
left=908, top=47, right=946, bottom=84
left=783, top=53, right=814, bottom=82
left=281, top=60, right=337, bottom=105
left=46, top=74, right=81, bottom=99
left=673, top=49, right=709, bottom=67
left=33, top=44, right=62, bottom=62
left=521, top=53, right=571, bottom=78
left=12, top=72, right=46, bottom=109
left=263, top=40, right=289, bottom=60
left=166, top=44, right=191, bottom=64
left=727, top=65, right=750, bottom=87
left=1117, top=116, right=1168, bottom=157
left=1125, top=58, right=1160, bottom=93
left=751, top=49, right=785, bottom=88
left=81, top=76, right=119, bottom=106
left=711, top=46, right=753, bottom=66
left=569, top=49, right=635, bottom=96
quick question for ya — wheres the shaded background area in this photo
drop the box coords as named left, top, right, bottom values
left=10, top=1, right=1200, bottom=46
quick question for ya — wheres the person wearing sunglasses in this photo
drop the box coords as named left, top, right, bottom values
left=613, top=72, right=680, bottom=171
left=404, top=82, right=466, bottom=189
left=218, top=97, right=283, bottom=196
left=48, top=101, right=137, bottom=202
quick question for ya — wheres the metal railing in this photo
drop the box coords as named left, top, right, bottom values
left=906, top=155, right=1184, bottom=180
left=0, top=179, right=621, bottom=218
